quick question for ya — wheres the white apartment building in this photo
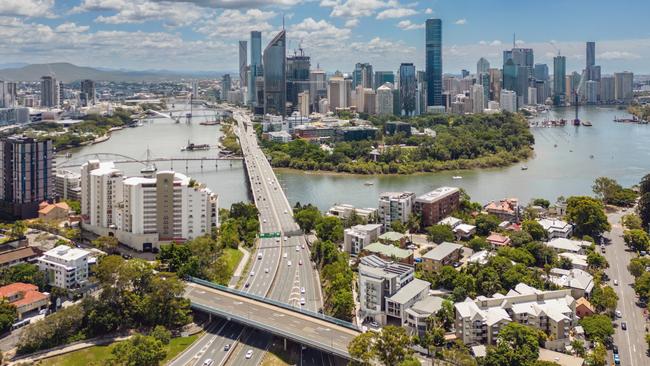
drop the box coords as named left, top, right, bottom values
left=378, top=192, right=415, bottom=231
left=81, top=161, right=218, bottom=251
left=327, top=203, right=377, bottom=222
left=37, top=245, right=89, bottom=290
left=343, top=223, right=382, bottom=255
left=358, top=255, right=414, bottom=324
left=500, top=89, right=517, bottom=112
left=455, top=283, right=576, bottom=349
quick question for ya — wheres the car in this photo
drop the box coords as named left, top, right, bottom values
left=642, top=251, right=648, bottom=256
left=614, top=353, right=620, bottom=365
left=369, top=321, right=379, bottom=328
left=621, top=322, right=627, bottom=330
left=284, top=236, right=288, bottom=241
left=283, top=252, right=288, bottom=258
left=265, top=268, right=269, bottom=273
left=296, top=245, right=300, bottom=252
left=615, top=310, right=622, bottom=318
left=250, top=271, right=255, bottom=276
left=613, top=345, right=619, bottom=354
left=245, top=350, right=253, bottom=359
left=276, top=238, right=280, bottom=243
left=301, top=244, right=305, bottom=249
left=258, top=253, right=262, bottom=260
left=263, top=219, right=267, bottom=223
left=202, top=359, right=214, bottom=366
left=299, top=260, right=303, bottom=265
left=614, top=279, right=619, bottom=286
left=284, top=210, right=287, bottom=214
left=287, top=260, right=292, bottom=266
left=224, top=344, right=231, bottom=351
left=300, top=297, right=306, bottom=305
left=452, top=262, right=461, bottom=268
left=301, top=287, right=305, bottom=294
left=244, top=282, right=250, bottom=288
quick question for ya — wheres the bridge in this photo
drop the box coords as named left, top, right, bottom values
left=185, top=278, right=359, bottom=359
left=55, top=152, right=242, bottom=168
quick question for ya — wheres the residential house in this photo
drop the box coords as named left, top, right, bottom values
left=468, top=250, right=496, bottom=265
left=575, top=297, right=595, bottom=318
left=537, top=348, right=585, bottom=366
left=486, top=232, right=511, bottom=248
left=0, top=246, right=41, bottom=269
left=421, top=242, right=464, bottom=272
left=0, top=282, right=49, bottom=319
left=358, top=255, right=414, bottom=324
left=538, top=218, right=573, bottom=239
left=548, top=268, right=595, bottom=299
left=414, top=187, right=461, bottom=227
left=361, top=242, right=413, bottom=265
left=385, top=278, right=430, bottom=326
left=37, top=245, right=89, bottom=290
left=37, top=201, right=70, bottom=221
left=378, top=231, right=408, bottom=248
left=438, top=216, right=462, bottom=228
left=558, top=252, right=589, bottom=270
left=343, top=224, right=382, bottom=255
left=453, top=224, right=476, bottom=240
left=545, top=238, right=591, bottom=254
left=405, top=296, right=445, bottom=336
left=484, top=198, right=519, bottom=222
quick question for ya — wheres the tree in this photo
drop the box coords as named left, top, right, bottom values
left=0, top=263, right=47, bottom=290
left=509, top=231, right=534, bottom=247
left=316, top=216, right=344, bottom=243
left=634, top=272, right=650, bottom=300
left=109, top=334, right=167, bottom=366
left=592, top=177, right=621, bottom=203
left=579, top=315, right=614, bottom=342
left=468, top=237, right=488, bottom=251
left=64, top=199, right=81, bottom=214
left=484, top=322, right=543, bottom=366
left=426, top=225, right=455, bottom=244
left=475, top=214, right=501, bottom=236
left=565, top=196, right=611, bottom=238
left=638, top=193, right=650, bottom=228
left=9, top=221, right=26, bottom=239
left=435, top=300, right=455, bottom=331
left=0, top=300, right=17, bottom=334
left=532, top=198, right=551, bottom=209
left=585, top=342, right=607, bottom=366
left=624, top=229, right=650, bottom=252
left=93, top=235, right=119, bottom=254
left=521, top=220, right=546, bottom=241
left=398, top=358, right=421, bottom=366
left=406, top=214, right=421, bottom=233
left=628, top=257, right=650, bottom=277
left=390, top=220, right=406, bottom=234
left=157, top=243, right=193, bottom=273
left=590, top=285, right=618, bottom=314
left=149, top=325, right=171, bottom=345
left=646, top=333, right=650, bottom=350
left=640, top=173, right=650, bottom=195
left=295, top=207, right=322, bottom=233
left=348, top=332, right=375, bottom=366
left=587, top=251, right=608, bottom=270
left=571, top=339, right=586, bottom=358
left=374, top=326, right=413, bottom=366
left=622, top=214, right=643, bottom=230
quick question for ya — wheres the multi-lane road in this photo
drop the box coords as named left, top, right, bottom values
left=173, top=108, right=326, bottom=366
left=604, top=209, right=648, bottom=366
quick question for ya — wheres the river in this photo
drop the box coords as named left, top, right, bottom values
left=62, top=105, right=650, bottom=211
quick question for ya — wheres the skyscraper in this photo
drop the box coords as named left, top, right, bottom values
left=534, top=64, right=549, bottom=81
left=80, top=79, right=95, bottom=106
left=476, top=58, right=490, bottom=75
left=221, top=74, right=231, bottom=101
left=471, top=84, right=485, bottom=113
left=600, top=76, right=615, bottom=103
left=374, top=71, right=395, bottom=90
left=586, top=41, right=595, bottom=69
left=376, top=83, right=394, bottom=116
left=309, top=68, right=327, bottom=112
left=425, top=18, right=443, bottom=106
left=553, top=55, right=566, bottom=106
left=286, top=49, right=310, bottom=112
left=399, top=63, right=416, bottom=116
left=327, top=76, right=351, bottom=111
left=614, top=72, right=634, bottom=101
left=248, top=31, right=262, bottom=106
left=353, top=63, right=373, bottom=89
left=40, top=76, right=58, bottom=108
left=263, top=30, right=286, bottom=116
left=239, top=40, right=248, bottom=91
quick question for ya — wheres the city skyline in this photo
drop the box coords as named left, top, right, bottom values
left=2, top=0, right=650, bottom=74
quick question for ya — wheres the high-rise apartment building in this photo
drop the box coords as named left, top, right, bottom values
left=80, top=79, right=95, bottom=106
left=471, top=84, right=485, bottom=113
left=0, top=81, right=17, bottom=108
left=0, top=136, right=53, bottom=219
left=353, top=63, right=373, bottom=89
left=614, top=72, right=634, bottom=101
left=286, top=50, right=310, bottom=112
left=40, top=76, right=58, bottom=108
left=263, top=30, right=287, bottom=116
left=534, top=64, right=549, bottom=81
left=309, top=68, right=327, bottom=112
left=553, top=56, right=566, bottom=105
left=488, top=68, right=502, bottom=102
left=239, top=40, right=248, bottom=91
left=249, top=31, right=262, bottom=106
left=500, top=90, right=517, bottom=112
left=600, top=76, right=615, bottom=103
left=476, top=58, right=490, bottom=76
left=399, top=63, right=416, bottom=116
left=378, top=191, right=415, bottom=230
left=327, top=76, right=351, bottom=111
left=376, top=83, right=394, bottom=116
left=297, top=91, right=309, bottom=116
left=374, top=71, right=395, bottom=90
left=425, top=19, right=443, bottom=106
left=221, top=74, right=231, bottom=101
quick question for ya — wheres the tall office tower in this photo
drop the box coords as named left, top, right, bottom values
left=376, top=83, right=394, bottom=116
left=0, top=136, right=53, bottom=219
left=614, top=72, right=634, bottom=101
left=297, top=91, right=309, bottom=116
left=461, top=69, right=470, bottom=79
left=58, top=81, right=65, bottom=106
left=502, top=59, right=518, bottom=96
left=527, top=87, right=537, bottom=106
left=353, top=63, right=373, bottom=89
left=263, top=30, right=286, bottom=116
left=221, top=74, right=231, bottom=101
left=586, top=41, right=595, bottom=69
left=585, top=80, right=599, bottom=104
left=309, top=69, right=327, bottom=112
left=191, top=81, right=198, bottom=98
left=80, top=79, right=96, bottom=106
left=488, top=68, right=502, bottom=102
left=471, top=84, right=485, bottom=113
left=40, top=76, right=58, bottom=108
left=399, top=63, right=416, bottom=116
left=504, top=48, right=534, bottom=77
left=478, top=73, right=490, bottom=106
left=426, top=18, right=443, bottom=106
left=600, top=76, right=615, bottom=103
left=286, top=49, right=310, bottom=112
left=534, top=80, right=550, bottom=104
left=248, top=31, right=262, bottom=106
left=239, top=40, right=248, bottom=90
left=0, top=81, right=7, bottom=108
left=416, top=70, right=427, bottom=115
left=553, top=55, right=566, bottom=106
left=476, top=57, right=490, bottom=75
left=534, top=64, right=549, bottom=81
left=363, top=88, right=376, bottom=115
left=500, top=90, right=517, bottom=112
left=374, top=71, right=395, bottom=90
left=327, top=76, right=351, bottom=110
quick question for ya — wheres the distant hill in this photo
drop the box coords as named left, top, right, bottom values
left=0, top=62, right=223, bottom=82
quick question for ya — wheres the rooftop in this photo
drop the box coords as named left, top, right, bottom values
left=0, top=282, right=48, bottom=308
left=549, top=268, right=594, bottom=292
left=415, top=187, right=460, bottom=203
left=387, top=278, right=430, bottom=304
left=422, top=242, right=463, bottom=261
left=438, top=216, right=462, bottom=227
left=43, top=245, right=89, bottom=261
left=546, top=238, right=592, bottom=252
left=378, top=231, right=407, bottom=242
left=0, top=247, right=40, bottom=266
left=363, top=242, right=411, bottom=259
left=379, top=191, right=415, bottom=201
left=538, top=218, right=572, bottom=231
left=537, top=348, right=585, bottom=366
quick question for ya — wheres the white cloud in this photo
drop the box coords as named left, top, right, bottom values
left=376, top=8, right=417, bottom=20
left=478, top=40, right=487, bottom=45
left=321, top=0, right=398, bottom=18
left=424, top=8, right=433, bottom=14
left=515, top=39, right=525, bottom=45
left=195, top=9, right=277, bottom=39
left=396, top=20, right=423, bottom=30
left=350, top=36, right=415, bottom=56
left=55, top=22, right=90, bottom=33
left=599, top=51, right=641, bottom=60
left=344, top=18, right=359, bottom=27
left=0, top=0, right=55, bottom=18
left=454, top=18, right=466, bottom=25
left=490, top=40, right=502, bottom=46
left=74, top=0, right=303, bottom=13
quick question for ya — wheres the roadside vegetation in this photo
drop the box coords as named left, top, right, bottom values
left=262, top=112, right=534, bottom=175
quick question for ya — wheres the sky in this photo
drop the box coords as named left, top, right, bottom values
left=2, top=0, right=650, bottom=74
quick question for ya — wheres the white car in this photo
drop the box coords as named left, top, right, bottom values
left=301, top=287, right=305, bottom=294
left=300, top=297, right=306, bottom=305
left=301, top=244, right=305, bottom=249
left=249, top=271, right=254, bottom=276
left=202, top=359, right=214, bottom=366
left=283, top=252, right=288, bottom=258
left=245, top=350, right=253, bottom=359
left=615, top=310, right=622, bottom=318
left=265, top=268, right=269, bottom=273
left=284, top=236, right=288, bottom=241
left=287, top=260, right=292, bottom=267
left=296, top=245, right=300, bottom=252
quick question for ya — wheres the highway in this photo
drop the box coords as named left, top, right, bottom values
left=604, top=209, right=648, bottom=366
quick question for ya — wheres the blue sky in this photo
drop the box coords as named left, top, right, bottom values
left=2, top=0, right=650, bottom=74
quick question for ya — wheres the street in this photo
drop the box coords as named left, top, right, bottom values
left=604, top=210, right=648, bottom=366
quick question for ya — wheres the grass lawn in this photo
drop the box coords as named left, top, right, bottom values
left=223, top=247, right=244, bottom=275
left=260, top=337, right=299, bottom=366
left=36, top=334, right=199, bottom=366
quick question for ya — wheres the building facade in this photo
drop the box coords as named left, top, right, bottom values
left=414, top=187, right=460, bottom=227
left=38, top=245, right=89, bottom=290
left=425, top=19, right=443, bottom=107
left=378, top=192, right=415, bottom=230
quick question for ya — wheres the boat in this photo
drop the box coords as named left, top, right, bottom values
left=181, top=140, right=210, bottom=151
left=590, top=155, right=594, bottom=159
left=581, top=120, right=592, bottom=126
left=521, top=166, right=528, bottom=171
left=140, top=148, right=157, bottom=175
left=452, top=176, right=463, bottom=180
left=553, top=144, right=557, bottom=148
left=200, top=120, right=220, bottom=126
left=363, top=181, right=374, bottom=186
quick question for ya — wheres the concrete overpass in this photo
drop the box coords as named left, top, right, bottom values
left=185, top=279, right=359, bottom=359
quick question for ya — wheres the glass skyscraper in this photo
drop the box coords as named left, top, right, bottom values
left=263, top=30, right=286, bottom=116
left=425, top=18, right=442, bottom=107
left=249, top=31, right=262, bottom=106
left=399, top=63, right=416, bottom=116
left=553, top=55, right=566, bottom=105
left=374, top=71, right=395, bottom=90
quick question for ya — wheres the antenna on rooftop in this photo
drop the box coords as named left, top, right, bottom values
left=282, top=14, right=285, bottom=30
left=513, top=33, right=516, bottom=48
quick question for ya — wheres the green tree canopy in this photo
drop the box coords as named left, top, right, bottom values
left=521, top=220, right=546, bottom=241
left=426, top=224, right=455, bottom=244
left=565, top=196, right=611, bottom=238
left=109, top=334, right=167, bottom=366
left=624, top=229, right=650, bottom=252
left=579, top=315, right=614, bottom=342
left=475, top=214, right=501, bottom=236
left=316, top=216, right=344, bottom=243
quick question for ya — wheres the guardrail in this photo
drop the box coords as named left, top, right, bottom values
left=186, top=276, right=360, bottom=331
left=189, top=302, right=351, bottom=359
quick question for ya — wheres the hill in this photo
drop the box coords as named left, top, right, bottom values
left=0, top=63, right=222, bottom=82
